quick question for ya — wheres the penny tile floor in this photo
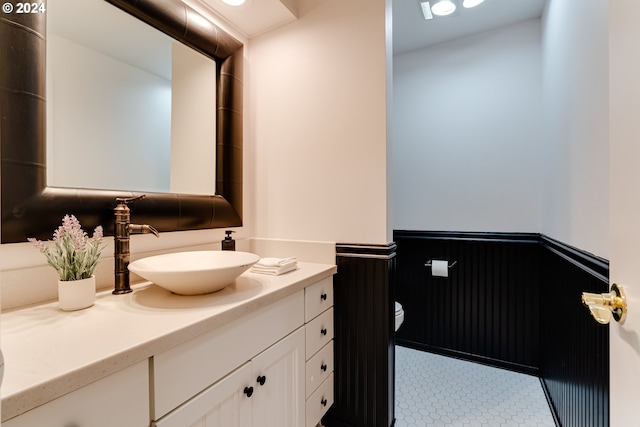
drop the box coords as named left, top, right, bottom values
left=395, top=346, right=556, bottom=426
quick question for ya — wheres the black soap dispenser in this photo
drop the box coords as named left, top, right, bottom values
left=222, top=230, right=236, bottom=251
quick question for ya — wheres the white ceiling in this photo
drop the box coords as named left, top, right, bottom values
left=191, top=0, right=547, bottom=55
left=195, top=0, right=298, bottom=38
left=393, top=0, right=547, bottom=55
left=58, top=0, right=548, bottom=74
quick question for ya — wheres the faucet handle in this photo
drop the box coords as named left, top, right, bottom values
left=129, top=224, right=160, bottom=238
left=116, top=194, right=146, bottom=205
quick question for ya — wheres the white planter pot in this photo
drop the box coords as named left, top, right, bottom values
left=58, top=275, right=96, bottom=311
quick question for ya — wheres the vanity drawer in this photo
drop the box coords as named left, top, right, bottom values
left=305, top=308, right=333, bottom=359
left=153, top=290, right=304, bottom=420
left=306, top=374, right=334, bottom=427
left=306, top=340, right=333, bottom=398
left=304, top=277, right=333, bottom=322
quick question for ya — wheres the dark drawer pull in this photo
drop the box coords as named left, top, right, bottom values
left=244, top=386, right=254, bottom=397
left=321, top=363, right=327, bottom=372
left=321, top=398, right=328, bottom=407
left=257, top=375, right=266, bottom=386
left=321, top=293, right=328, bottom=301
left=321, top=328, right=327, bottom=336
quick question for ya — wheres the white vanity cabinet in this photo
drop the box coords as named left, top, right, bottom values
left=3, top=361, right=149, bottom=427
left=152, top=290, right=306, bottom=427
left=153, top=327, right=305, bottom=427
left=303, top=277, right=335, bottom=427
left=1, top=266, right=337, bottom=427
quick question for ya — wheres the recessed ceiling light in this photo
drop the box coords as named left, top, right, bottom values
left=431, top=0, right=456, bottom=17
left=222, top=0, right=246, bottom=6
left=463, top=0, right=485, bottom=8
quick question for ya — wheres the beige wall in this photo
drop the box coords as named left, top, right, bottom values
left=248, top=0, right=390, bottom=245
left=541, top=0, right=609, bottom=258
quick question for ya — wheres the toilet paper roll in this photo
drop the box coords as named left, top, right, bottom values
left=431, top=260, right=449, bottom=278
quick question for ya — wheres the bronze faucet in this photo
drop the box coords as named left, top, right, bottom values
left=113, top=195, right=159, bottom=294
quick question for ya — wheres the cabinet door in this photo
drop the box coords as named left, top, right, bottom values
left=154, top=362, right=253, bottom=427
left=251, top=327, right=305, bottom=427
left=153, top=291, right=304, bottom=420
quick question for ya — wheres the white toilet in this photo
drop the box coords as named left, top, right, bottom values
left=395, top=302, right=405, bottom=331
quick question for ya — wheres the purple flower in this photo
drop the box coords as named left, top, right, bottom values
left=28, top=215, right=105, bottom=281
left=27, top=237, right=46, bottom=252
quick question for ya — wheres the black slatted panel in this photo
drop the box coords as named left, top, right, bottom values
left=323, top=244, right=396, bottom=427
left=393, top=231, right=609, bottom=427
left=540, top=237, right=609, bottom=427
left=394, top=231, right=540, bottom=373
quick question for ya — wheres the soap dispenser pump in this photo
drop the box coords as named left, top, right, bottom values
left=222, top=230, right=236, bottom=251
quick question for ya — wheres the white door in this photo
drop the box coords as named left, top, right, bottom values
left=609, top=2, right=640, bottom=425
left=252, top=328, right=305, bottom=427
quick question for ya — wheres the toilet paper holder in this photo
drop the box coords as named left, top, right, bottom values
left=424, top=260, right=457, bottom=268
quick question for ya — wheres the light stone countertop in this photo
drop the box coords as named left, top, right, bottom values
left=0, top=262, right=337, bottom=422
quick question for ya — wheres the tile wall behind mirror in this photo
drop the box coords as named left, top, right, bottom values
left=47, top=0, right=217, bottom=195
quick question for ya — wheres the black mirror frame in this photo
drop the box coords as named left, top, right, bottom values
left=0, top=0, right=243, bottom=243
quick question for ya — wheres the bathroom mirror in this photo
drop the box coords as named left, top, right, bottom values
left=0, top=0, right=244, bottom=243
left=47, top=0, right=218, bottom=195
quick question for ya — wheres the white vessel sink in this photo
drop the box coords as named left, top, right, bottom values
left=128, top=251, right=260, bottom=295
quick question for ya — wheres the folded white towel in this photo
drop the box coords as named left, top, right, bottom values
left=255, top=257, right=297, bottom=267
left=251, top=264, right=298, bottom=275
left=251, top=257, right=298, bottom=275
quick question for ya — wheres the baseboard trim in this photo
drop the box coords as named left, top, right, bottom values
left=539, top=377, right=563, bottom=427
left=396, top=340, right=540, bottom=377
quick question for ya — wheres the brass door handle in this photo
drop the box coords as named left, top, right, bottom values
left=582, top=283, right=627, bottom=324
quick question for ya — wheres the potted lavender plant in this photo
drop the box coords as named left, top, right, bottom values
left=28, top=215, right=105, bottom=310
